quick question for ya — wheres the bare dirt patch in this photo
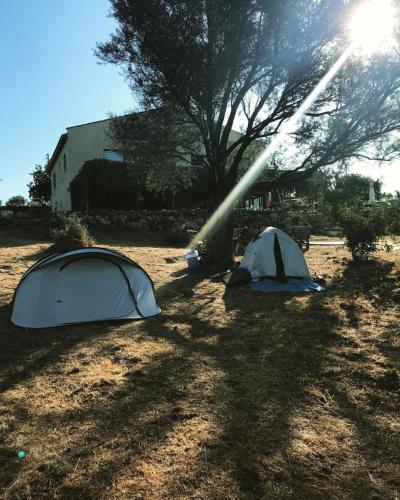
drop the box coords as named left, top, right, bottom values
left=0, top=230, right=399, bottom=499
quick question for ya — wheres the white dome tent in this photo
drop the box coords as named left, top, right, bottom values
left=11, top=248, right=161, bottom=328
left=240, top=227, right=310, bottom=280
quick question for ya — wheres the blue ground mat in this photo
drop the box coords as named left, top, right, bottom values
left=250, top=277, right=326, bottom=293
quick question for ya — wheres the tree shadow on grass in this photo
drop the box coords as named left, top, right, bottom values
left=0, top=229, right=49, bottom=248
left=213, top=288, right=342, bottom=498
left=0, top=269, right=341, bottom=497
left=0, top=303, right=118, bottom=393
left=18, top=246, right=53, bottom=262
left=216, top=275, right=398, bottom=497
left=0, top=268, right=207, bottom=496
left=2, top=259, right=399, bottom=498
left=0, top=348, right=198, bottom=497
left=329, top=258, right=400, bottom=368
left=94, top=230, right=177, bottom=249
left=112, top=283, right=342, bottom=498
left=0, top=267, right=204, bottom=395
left=330, top=258, right=396, bottom=308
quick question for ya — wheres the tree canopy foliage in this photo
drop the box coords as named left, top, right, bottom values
left=326, top=172, right=382, bottom=219
left=327, top=173, right=382, bottom=203
left=28, top=161, right=51, bottom=204
left=6, top=195, right=27, bottom=207
left=108, top=107, right=265, bottom=197
left=108, top=108, right=200, bottom=196
left=98, top=0, right=400, bottom=265
left=98, top=0, right=400, bottom=203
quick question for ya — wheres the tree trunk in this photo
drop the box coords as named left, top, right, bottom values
left=200, top=167, right=237, bottom=271
left=204, top=213, right=235, bottom=271
left=204, top=176, right=236, bottom=270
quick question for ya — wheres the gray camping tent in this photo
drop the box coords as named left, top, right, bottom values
left=240, top=227, right=310, bottom=280
left=11, top=248, right=160, bottom=328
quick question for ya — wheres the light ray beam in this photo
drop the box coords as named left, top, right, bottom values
left=192, top=44, right=355, bottom=249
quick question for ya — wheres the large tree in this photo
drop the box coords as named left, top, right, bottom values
left=98, top=0, right=400, bottom=265
left=107, top=106, right=265, bottom=207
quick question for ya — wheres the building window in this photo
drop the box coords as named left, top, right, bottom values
left=245, top=197, right=263, bottom=210
left=53, top=172, right=56, bottom=189
left=103, top=149, right=124, bottom=162
left=63, top=154, right=67, bottom=173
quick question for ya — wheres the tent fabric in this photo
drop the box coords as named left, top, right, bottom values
left=240, top=227, right=310, bottom=279
left=11, top=247, right=160, bottom=328
left=251, top=277, right=325, bottom=293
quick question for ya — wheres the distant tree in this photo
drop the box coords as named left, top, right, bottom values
left=28, top=158, right=51, bottom=204
left=98, top=0, right=400, bottom=265
left=326, top=173, right=382, bottom=218
left=6, top=195, right=27, bottom=207
left=296, top=168, right=335, bottom=204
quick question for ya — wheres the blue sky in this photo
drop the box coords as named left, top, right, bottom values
left=0, top=1, right=398, bottom=204
left=0, top=0, right=133, bottom=203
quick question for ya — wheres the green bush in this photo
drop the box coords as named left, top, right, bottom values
left=51, top=214, right=95, bottom=252
left=383, top=205, right=400, bottom=235
left=338, top=201, right=386, bottom=261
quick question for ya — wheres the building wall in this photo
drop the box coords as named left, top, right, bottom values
left=50, top=142, right=69, bottom=212
left=51, top=120, right=114, bottom=211
left=50, top=117, right=265, bottom=212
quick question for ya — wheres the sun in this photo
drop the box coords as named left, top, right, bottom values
left=350, top=0, right=396, bottom=54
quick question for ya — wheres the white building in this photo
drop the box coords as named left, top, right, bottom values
left=48, top=118, right=124, bottom=211
left=48, top=116, right=263, bottom=211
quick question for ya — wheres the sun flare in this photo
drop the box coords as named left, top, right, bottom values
left=350, top=0, right=396, bottom=54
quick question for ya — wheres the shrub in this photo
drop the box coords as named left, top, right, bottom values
left=383, top=205, right=400, bottom=235
left=338, top=201, right=386, bottom=261
left=51, top=214, right=95, bottom=252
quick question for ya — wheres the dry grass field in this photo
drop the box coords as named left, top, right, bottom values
left=0, top=229, right=399, bottom=499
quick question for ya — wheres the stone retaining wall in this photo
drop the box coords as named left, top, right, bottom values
left=0, top=206, right=51, bottom=235
left=1, top=204, right=333, bottom=236
left=73, top=204, right=330, bottom=235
